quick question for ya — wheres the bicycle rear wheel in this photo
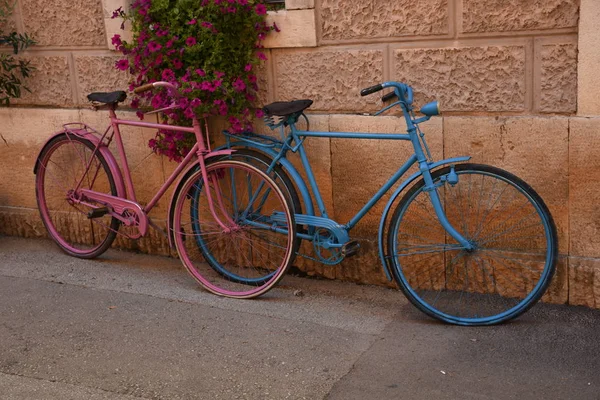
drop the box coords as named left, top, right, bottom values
left=173, top=160, right=296, bottom=298
left=35, top=134, right=119, bottom=258
left=387, top=164, right=557, bottom=326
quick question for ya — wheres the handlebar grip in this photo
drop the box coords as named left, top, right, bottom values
left=360, top=84, right=383, bottom=97
left=134, top=83, right=155, bottom=94
left=404, top=86, right=414, bottom=105
left=381, top=91, right=397, bottom=102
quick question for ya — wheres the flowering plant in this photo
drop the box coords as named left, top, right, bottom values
left=112, top=0, right=277, bottom=161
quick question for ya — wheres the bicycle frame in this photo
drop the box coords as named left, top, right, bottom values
left=34, top=102, right=235, bottom=245
left=221, top=82, right=476, bottom=279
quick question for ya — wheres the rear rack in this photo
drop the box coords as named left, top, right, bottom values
left=222, top=130, right=284, bottom=149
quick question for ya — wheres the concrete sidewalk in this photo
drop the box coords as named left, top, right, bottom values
left=0, top=236, right=598, bottom=400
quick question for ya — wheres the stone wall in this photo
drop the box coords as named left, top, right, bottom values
left=1, top=0, right=599, bottom=308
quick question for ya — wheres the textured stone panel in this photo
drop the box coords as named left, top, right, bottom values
left=577, top=0, right=600, bottom=116
left=444, top=116, right=569, bottom=254
left=0, top=108, right=80, bottom=209
left=254, top=58, right=270, bottom=108
left=12, top=56, right=73, bottom=106
left=321, top=0, right=448, bottom=41
left=394, top=46, right=526, bottom=112
left=275, top=49, right=384, bottom=112
left=568, top=257, right=600, bottom=308
left=327, top=115, right=443, bottom=285
left=540, top=43, right=578, bottom=113
left=20, top=0, right=106, bottom=46
left=264, top=9, right=317, bottom=48
left=462, top=0, right=579, bottom=33
left=75, top=55, right=131, bottom=105
left=569, top=117, right=600, bottom=258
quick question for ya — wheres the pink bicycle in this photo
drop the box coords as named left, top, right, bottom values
left=34, top=82, right=296, bottom=298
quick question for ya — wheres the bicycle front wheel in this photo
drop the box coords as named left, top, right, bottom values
left=35, top=134, right=119, bottom=258
left=173, top=160, right=296, bottom=298
left=387, top=164, right=557, bottom=326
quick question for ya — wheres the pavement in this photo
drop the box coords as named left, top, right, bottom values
left=0, top=236, right=599, bottom=400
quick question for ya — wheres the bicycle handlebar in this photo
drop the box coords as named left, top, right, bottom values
left=133, top=81, right=179, bottom=95
left=361, top=81, right=413, bottom=106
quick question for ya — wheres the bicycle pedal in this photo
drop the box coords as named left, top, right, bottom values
left=87, top=207, right=109, bottom=219
left=342, top=240, right=360, bottom=257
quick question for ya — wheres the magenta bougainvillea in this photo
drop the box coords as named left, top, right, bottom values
left=112, top=0, right=277, bottom=161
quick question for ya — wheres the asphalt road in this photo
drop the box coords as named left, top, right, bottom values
left=0, top=236, right=599, bottom=400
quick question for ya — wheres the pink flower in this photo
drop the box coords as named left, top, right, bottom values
left=185, top=37, right=197, bottom=46
left=111, top=34, right=122, bottom=47
left=115, top=59, right=129, bottom=71
left=232, top=77, right=246, bottom=92
left=248, top=74, right=257, bottom=83
left=173, top=59, right=183, bottom=70
left=237, top=0, right=248, bottom=4
left=255, top=109, right=265, bottom=118
left=257, top=52, right=267, bottom=61
left=190, top=98, right=202, bottom=108
left=131, top=98, right=140, bottom=108
left=227, top=6, right=236, bottom=13
left=187, top=19, right=197, bottom=25
left=255, top=3, right=266, bottom=15
left=161, top=68, right=175, bottom=81
left=215, top=71, right=225, bottom=79
left=195, top=69, right=206, bottom=77
left=148, top=41, right=162, bottom=52
left=244, top=63, right=252, bottom=72
left=136, top=111, right=145, bottom=120
left=273, top=22, right=280, bottom=32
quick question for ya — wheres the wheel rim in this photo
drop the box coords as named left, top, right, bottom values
left=174, top=161, right=294, bottom=298
left=36, top=137, right=117, bottom=256
left=391, top=166, right=556, bottom=325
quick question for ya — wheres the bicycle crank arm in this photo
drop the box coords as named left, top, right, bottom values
left=79, top=189, right=148, bottom=235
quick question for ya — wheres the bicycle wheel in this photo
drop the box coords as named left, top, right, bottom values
left=387, top=163, right=557, bottom=326
left=35, top=134, right=119, bottom=258
left=173, top=159, right=296, bottom=298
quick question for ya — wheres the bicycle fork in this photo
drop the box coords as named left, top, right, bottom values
left=420, top=164, right=475, bottom=251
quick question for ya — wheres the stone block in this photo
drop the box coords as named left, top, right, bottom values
left=539, top=42, right=577, bottom=113
left=462, top=0, right=579, bottom=33
left=542, top=256, right=568, bottom=304
left=285, top=0, right=314, bottom=10
left=254, top=58, right=271, bottom=108
left=577, top=0, right=600, bottom=116
left=264, top=9, right=317, bottom=48
left=393, top=46, right=526, bottom=112
left=444, top=116, right=569, bottom=254
left=274, top=49, right=384, bottom=112
left=568, top=257, right=600, bottom=308
left=0, top=107, right=80, bottom=209
left=20, top=0, right=106, bottom=47
left=75, top=55, right=131, bottom=105
left=321, top=0, right=448, bottom=41
left=12, top=56, right=73, bottom=107
left=0, top=207, right=47, bottom=239
left=569, top=117, right=600, bottom=258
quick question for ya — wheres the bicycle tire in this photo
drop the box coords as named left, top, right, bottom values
left=173, top=159, right=296, bottom=298
left=35, top=133, right=120, bottom=258
left=387, top=163, right=557, bottom=326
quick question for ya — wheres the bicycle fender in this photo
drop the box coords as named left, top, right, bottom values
left=377, top=156, right=471, bottom=281
left=215, top=141, right=315, bottom=216
left=33, top=130, right=127, bottom=198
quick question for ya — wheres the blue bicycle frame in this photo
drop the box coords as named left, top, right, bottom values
left=220, top=81, right=473, bottom=280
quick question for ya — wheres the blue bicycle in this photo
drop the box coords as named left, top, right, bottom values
left=209, top=81, right=557, bottom=326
